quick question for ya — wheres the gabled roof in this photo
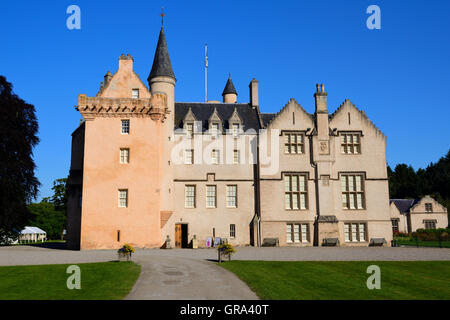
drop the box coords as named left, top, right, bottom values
left=330, top=99, right=386, bottom=138
left=148, top=27, right=175, bottom=81
left=175, top=103, right=260, bottom=131
left=390, top=199, right=419, bottom=214
left=260, top=113, right=276, bottom=127
left=222, top=77, right=237, bottom=96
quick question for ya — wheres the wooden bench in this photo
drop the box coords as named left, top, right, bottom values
left=262, top=238, right=279, bottom=247
left=369, top=238, right=387, bottom=247
left=322, top=238, right=340, bottom=246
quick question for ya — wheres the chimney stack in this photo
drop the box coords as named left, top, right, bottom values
left=104, top=71, right=113, bottom=87
left=314, top=83, right=327, bottom=113
left=118, top=54, right=134, bottom=72
left=249, top=78, right=259, bottom=108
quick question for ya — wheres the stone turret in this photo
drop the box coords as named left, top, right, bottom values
left=222, top=75, right=237, bottom=103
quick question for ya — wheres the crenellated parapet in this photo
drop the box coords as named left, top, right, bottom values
left=76, top=93, right=169, bottom=121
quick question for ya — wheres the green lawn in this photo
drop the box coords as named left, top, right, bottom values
left=395, top=239, right=450, bottom=248
left=220, top=261, right=450, bottom=300
left=0, top=261, right=141, bottom=300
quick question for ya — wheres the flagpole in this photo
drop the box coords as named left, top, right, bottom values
left=205, top=44, right=208, bottom=102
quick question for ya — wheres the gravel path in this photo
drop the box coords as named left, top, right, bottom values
left=1, top=245, right=450, bottom=266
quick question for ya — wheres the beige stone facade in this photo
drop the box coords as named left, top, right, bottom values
left=67, top=27, right=394, bottom=249
left=390, top=196, right=449, bottom=234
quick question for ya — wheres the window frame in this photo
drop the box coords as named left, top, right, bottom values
left=184, top=149, right=194, bottom=165
left=230, top=224, right=236, bottom=238
left=118, top=189, right=128, bottom=208
left=340, top=132, right=362, bottom=155
left=132, top=88, right=139, bottom=99
left=286, top=223, right=310, bottom=243
left=121, top=119, right=130, bottom=135
left=120, top=148, right=130, bottom=164
left=226, top=185, right=238, bottom=208
left=284, top=132, right=305, bottom=154
left=206, top=185, right=217, bottom=208
left=185, top=185, right=196, bottom=208
left=284, top=174, right=308, bottom=210
left=341, top=173, right=365, bottom=210
left=344, top=223, right=367, bottom=242
left=425, top=203, right=433, bottom=212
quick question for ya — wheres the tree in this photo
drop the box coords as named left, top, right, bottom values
left=27, top=202, right=65, bottom=240
left=44, top=178, right=68, bottom=213
left=0, top=76, right=40, bottom=243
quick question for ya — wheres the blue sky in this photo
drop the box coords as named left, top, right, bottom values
left=1, top=0, right=449, bottom=200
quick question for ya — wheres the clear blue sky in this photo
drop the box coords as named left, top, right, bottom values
left=1, top=0, right=449, bottom=201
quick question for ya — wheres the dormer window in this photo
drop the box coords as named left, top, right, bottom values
left=232, top=123, right=240, bottom=138
left=186, top=123, right=194, bottom=138
left=132, top=89, right=139, bottom=99
left=211, top=123, right=220, bottom=138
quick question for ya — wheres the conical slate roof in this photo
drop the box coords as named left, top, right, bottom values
left=148, top=27, right=175, bottom=82
left=222, top=76, right=237, bottom=96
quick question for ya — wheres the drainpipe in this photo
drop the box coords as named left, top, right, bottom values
left=307, top=127, right=320, bottom=247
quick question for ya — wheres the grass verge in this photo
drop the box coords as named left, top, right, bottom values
left=220, top=261, right=450, bottom=300
left=0, top=261, right=141, bottom=300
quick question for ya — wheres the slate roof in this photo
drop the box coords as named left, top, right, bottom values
left=222, top=77, right=237, bottom=96
left=390, top=199, right=419, bottom=214
left=260, top=113, right=276, bottom=127
left=175, top=103, right=261, bottom=131
left=148, top=27, right=175, bottom=81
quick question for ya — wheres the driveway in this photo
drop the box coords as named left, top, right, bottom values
left=125, top=255, right=258, bottom=300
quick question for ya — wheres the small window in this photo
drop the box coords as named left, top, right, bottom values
left=424, top=220, right=436, bottom=229
left=340, top=133, right=361, bottom=154
left=117, top=230, right=120, bottom=242
left=186, top=123, right=194, bottom=138
left=121, top=120, right=130, bottom=134
left=185, top=149, right=194, bottom=164
left=185, top=185, right=196, bottom=208
left=286, top=223, right=309, bottom=243
left=233, top=150, right=240, bottom=164
left=344, top=223, right=366, bottom=242
left=425, top=203, right=433, bottom=212
left=284, top=133, right=304, bottom=154
left=211, top=123, right=220, bottom=138
left=120, top=148, right=130, bottom=164
left=132, top=89, right=139, bottom=99
left=211, top=149, right=220, bottom=165
left=232, top=123, right=240, bottom=137
left=230, top=224, right=236, bottom=238
left=391, top=219, right=399, bottom=233
left=118, top=189, right=128, bottom=208
left=206, top=185, right=217, bottom=208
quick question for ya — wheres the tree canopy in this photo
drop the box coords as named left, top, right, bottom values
left=388, top=149, right=450, bottom=216
left=0, top=75, right=39, bottom=242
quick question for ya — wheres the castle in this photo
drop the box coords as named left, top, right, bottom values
left=66, top=26, right=392, bottom=249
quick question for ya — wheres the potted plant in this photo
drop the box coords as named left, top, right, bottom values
left=118, top=243, right=135, bottom=261
left=218, top=243, right=236, bottom=262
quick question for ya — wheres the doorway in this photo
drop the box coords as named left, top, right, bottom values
left=175, top=223, right=189, bottom=248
